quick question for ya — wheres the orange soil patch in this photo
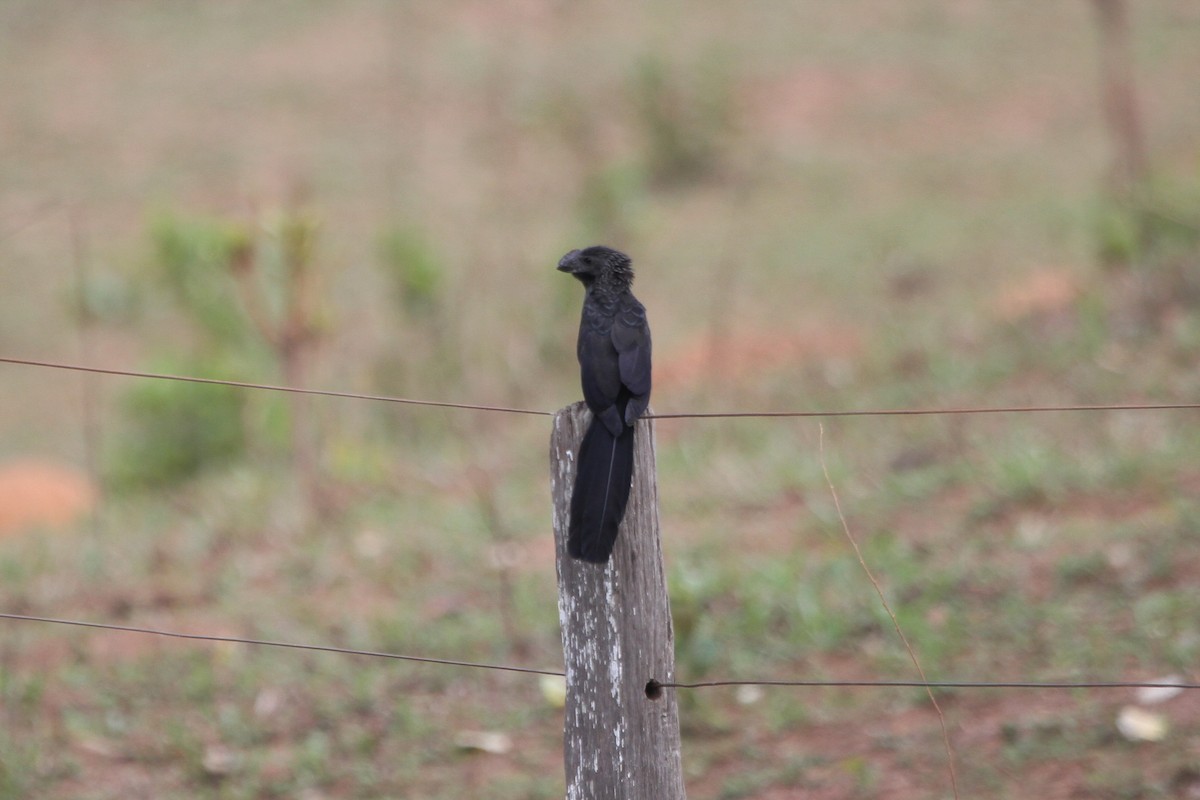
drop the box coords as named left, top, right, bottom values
left=0, top=459, right=96, bottom=536
left=992, top=268, right=1080, bottom=321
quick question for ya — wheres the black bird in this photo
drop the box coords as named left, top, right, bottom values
left=558, top=246, right=652, bottom=564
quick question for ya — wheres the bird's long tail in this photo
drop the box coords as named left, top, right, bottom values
left=568, top=417, right=635, bottom=564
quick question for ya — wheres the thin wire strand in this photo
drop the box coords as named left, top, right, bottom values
left=660, top=678, right=1200, bottom=690
left=0, top=356, right=551, bottom=417
left=0, top=612, right=563, bottom=677
left=649, top=402, right=1200, bottom=419
left=4, top=355, right=1199, bottom=419
left=8, top=611, right=1197, bottom=692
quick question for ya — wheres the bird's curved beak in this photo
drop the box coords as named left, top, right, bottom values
left=557, top=249, right=581, bottom=273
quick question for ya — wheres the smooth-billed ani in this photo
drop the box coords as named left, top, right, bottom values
left=557, top=245, right=652, bottom=564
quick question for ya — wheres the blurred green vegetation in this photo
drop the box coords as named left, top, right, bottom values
left=107, top=356, right=247, bottom=489
left=104, top=209, right=332, bottom=492
left=629, top=51, right=735, bottom=187
left=148, top=213, right=257, bottom=350
left=1, top=1, right=1199, bottom=798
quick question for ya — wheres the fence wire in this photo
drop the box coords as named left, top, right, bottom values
left=3, top=611, right=1197, bottom=693
left=4, top=355, right=1200, bottom=419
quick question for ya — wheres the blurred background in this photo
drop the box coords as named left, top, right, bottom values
left=1, top=1, right=1199, bottom=797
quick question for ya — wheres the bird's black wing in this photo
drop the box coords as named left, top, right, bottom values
left=611, top=293, right=652, bottom=425
left=577, top=305, right=626, bottom=437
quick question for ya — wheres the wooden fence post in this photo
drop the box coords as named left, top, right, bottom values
left=550, top=402, right=686, bottom=800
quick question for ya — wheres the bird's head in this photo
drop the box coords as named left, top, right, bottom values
left=556, top=245, right=634, bottom=289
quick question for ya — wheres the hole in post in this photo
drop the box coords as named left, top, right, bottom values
left=645, top=679, right=663, bottom=700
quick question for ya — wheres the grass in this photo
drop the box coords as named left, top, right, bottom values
left=1, top=1, right=1200, bottom=798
